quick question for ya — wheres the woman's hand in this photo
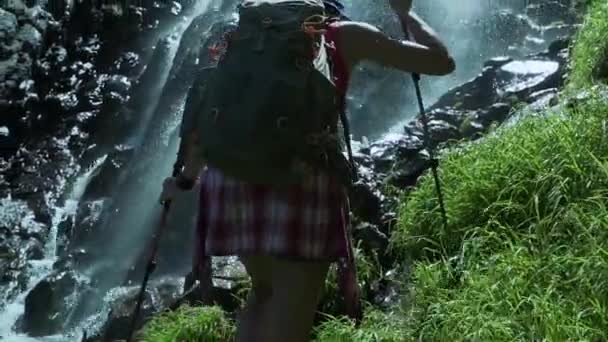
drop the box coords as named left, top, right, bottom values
left=388, top=0, right=413, bottom=15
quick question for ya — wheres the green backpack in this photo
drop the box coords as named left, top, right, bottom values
left=191, top=0, right=355, bottom=187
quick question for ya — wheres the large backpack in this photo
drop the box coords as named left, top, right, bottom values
left=192, top=0, right=355, bottom=186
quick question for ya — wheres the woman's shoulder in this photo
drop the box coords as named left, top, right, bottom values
left=325, top=20, right=384, bottom=65
left=327, top=20, right=381, bottom=36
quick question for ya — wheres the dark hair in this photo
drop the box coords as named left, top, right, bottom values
left=323, top=0, right=348, bottom=19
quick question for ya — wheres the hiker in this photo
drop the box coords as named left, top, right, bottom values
left=160, top=0, right=454, bottom=341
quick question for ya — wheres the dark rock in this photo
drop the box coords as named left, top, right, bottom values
left=43, top=91, right=79, bottom=114
left=427, top=107, right=468, bottom=127
left=0, top=9, right=18, bottom=43
left=349, top=182, right=382, bottom=224
left=66, top=197, right=109, bottom=252
left=113, top=51, right=141, bottom=76
left=0, top=197, right=49, bottom=306
left=496, top=59, right=561, bottom=98
left=370, top=269, right=403, bottom=309
left=352, top=222, right=389, bottom=253
left=369, top=133, right=423, bottom=174
left=542, top=23, right=578, bottom=45
left=475, top=103, right=512, bottom=127
left=526, top=1, right=572, bottom=26
left=46, top=0, right=71, bottom=22
left=385, top=150, right=433, bottom=188
left=82, top=144, right=134, bottom=199
left=16, top=23, right=41, bottom=54
left=102, top=74, right=131, bottom=100
left=526, top=88, right=559, bottom=112
left=483, top=56, right=513, bottom=69
left=21, top=268, right=92, bottom=336
left=73, top=36, right=101, bottom=63
left=427, top=119, right=462, bottom=146
left=97, top=278, right=184, bottom=341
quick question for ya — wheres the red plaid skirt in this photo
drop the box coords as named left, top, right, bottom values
left=195, top=166, right=350, bottom=260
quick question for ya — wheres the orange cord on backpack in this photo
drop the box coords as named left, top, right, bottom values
left=208, top=31, right=233, bottom=62
left=302, top=14, right=328, bottom=36
left=302, top=14, right=330, bottom=59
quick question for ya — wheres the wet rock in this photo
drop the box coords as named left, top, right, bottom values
left=20, top=268, right=91, bottom=336
left=369, top=133, right=423, bottom=174
left=0, top=198, right=47, bottom=305
left=73, top=36, right=101, bottom=63
left=82, top=145, right=134, bottom=200
left=113, top=51, right=141, bottom=76
left=352, top=222, right=389, bottom=253
left=46, top=0, right=72, bottom=22
left=427, top=119, right=462, bottom=146
left=369, top=269, right=403, bottom=309
left=349, top=182, right=382, bottom=224
left=526, top=0, right=574, bottom=26
left=526, top=88, right=560, bottom=112
left=16, top=23, right=41, bottom=54
left=497, top=59, right=561, bottom=97
left=479, top=103, right=512, bottom=125
left=542, top=22, right=579, bottom=44
left=385, top=150, right=433, bottom=188
left=0, top=9, right=18, bottom=43
left=103, top=74, right=131, bottom=100
left=65, top=198, right=109, bottom=253
left=97, top=278, right=184, bottom=341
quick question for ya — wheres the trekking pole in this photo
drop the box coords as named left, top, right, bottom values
left=403, top=29, right=449, bottom=231
left=126, top=147, right=185, bottom=342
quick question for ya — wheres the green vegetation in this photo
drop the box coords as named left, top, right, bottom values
left=138, top=305, right=235, bottom=342
left=567, top=0, right=608, bottom=89
left=313, top=309, right=404, bottom=342
left=139, top=1, right=608, bottom=340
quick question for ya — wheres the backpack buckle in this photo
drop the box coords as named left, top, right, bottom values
left=211, top=107, right=220, bottom=123
left=295, top=57, right=311, bottom=71
left=276, top=116, right=289, bottom=130
left=262, top=17, right=272, bottom=28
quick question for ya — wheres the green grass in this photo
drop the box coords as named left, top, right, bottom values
left=567, top=0, right=608, bottom=89
left=313, top=309, right=404, bottom=342
left=138, top=305, right=235, bottom=342
left=139, top=2, right=608, bottom=341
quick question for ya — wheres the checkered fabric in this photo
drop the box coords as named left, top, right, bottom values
left=195, top=166, right=350, bottom=260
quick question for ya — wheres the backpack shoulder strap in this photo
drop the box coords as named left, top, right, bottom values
left=180, top=67, right=215, bottom=139
left=325, top=23, right=358, bottom=183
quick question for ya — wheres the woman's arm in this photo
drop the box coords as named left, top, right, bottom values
left=402, top=12, right=450, bottom=59
left=334, top=14, right=455, bottom=76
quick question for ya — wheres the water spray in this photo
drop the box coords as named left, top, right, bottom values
left=125, top=147, right=185, bottom=342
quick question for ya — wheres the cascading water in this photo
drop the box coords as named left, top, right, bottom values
left=0, top=0, right=214, bottom=340
left=0, top=0, right=580, bottom=340
left=0, top=154, right=107, bottom=342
